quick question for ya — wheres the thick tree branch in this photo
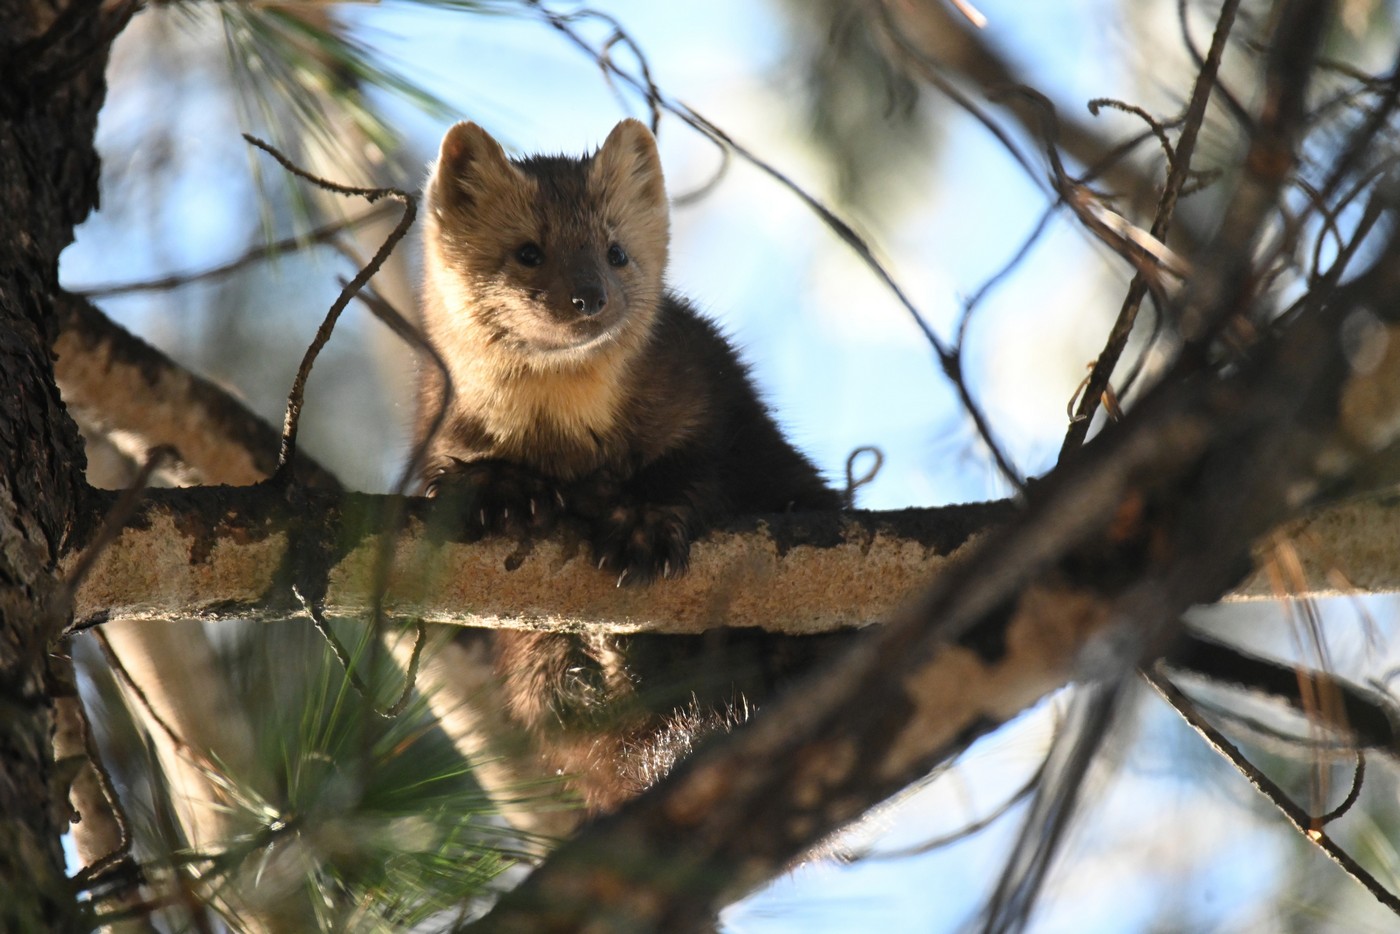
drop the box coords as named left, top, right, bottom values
left=63, top=488, right=1400, bottom=636
left=65, top=490, right=1012, bottom=633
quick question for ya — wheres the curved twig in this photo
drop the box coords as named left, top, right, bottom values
left=72, top=204, right=394, bottom=298
left=1146, top=670, right=1400, bottom=918
left=240, top=133, right=416, bottom=481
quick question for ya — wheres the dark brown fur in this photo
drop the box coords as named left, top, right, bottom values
left=419, top=120, right=843, bottom=811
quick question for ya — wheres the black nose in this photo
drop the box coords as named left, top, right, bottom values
left=571, top=285, right=607, bottom=317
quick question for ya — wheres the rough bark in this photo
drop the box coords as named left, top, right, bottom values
left=64, top=487, right=1400, bottom=633
left=0, top=0, right=119, bottom=927
left=66, top=488, right=1012, bottom=632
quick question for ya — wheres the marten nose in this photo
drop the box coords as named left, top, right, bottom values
left=571, top=286, right=607, bottom=317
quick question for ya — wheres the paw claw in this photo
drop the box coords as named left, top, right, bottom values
left=589, top=502, right=694, bottom=586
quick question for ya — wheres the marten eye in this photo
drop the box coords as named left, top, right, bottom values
left=606, top=243, right=629, bottom=267
left=515, top=243, right=544, bottom=267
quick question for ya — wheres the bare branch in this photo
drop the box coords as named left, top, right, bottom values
left=982, top=679, right=1127, bottom=934
left=70, top=205, right=395, bottom=298
left=1061, top=0, right=1244, bottom=457
left=49, top=647, right=153, bottom=934
left=1146, top=671, right=1400, bottom=917
left=239, top=133, right=415, bottom=481
left=1179, top=0, right=1336, bottom=344
left=64, top=491, right=1013, bottom=634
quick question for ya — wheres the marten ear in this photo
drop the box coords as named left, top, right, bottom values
left=432, top=121, right=523, bottom=211
left=591, top=119, right=667, bottom=215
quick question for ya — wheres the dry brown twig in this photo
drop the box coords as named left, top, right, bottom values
left=240, top=133, right=416, bottom=480
left=71, top=204, right=396, bottom=298
left=1059, top=0, right=1243, bottom=459
left=1146, top=671, right=1400, bottom=915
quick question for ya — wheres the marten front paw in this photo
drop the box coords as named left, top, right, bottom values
left=425, top=458, right=563, bottom=538
left=590, top=503, right=695, bottom=586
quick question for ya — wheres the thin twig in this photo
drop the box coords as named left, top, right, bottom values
left=981, top=678, right=1128, bottom=934
left=1146, top=670, right=1400, bottom=918
left=842, top=445, right=884, bottom=509
left=56, top=647, right=139, bottom=892
left=1182, top=695, right=1377, bottom=757
left=852, top=749, right=1049, bottom=862
left=671, top=143, right=731, bottom=207
left=1176, top=0, right=1336, bottom=345
left=340, top=277, right=453, bottom=498
left=1059, top=0, right=1243, bottom=459
left=1176, top=0, right=1249, bottom=127
left=94, top=629, right=191, bottom=756
left=597, top=23, right=661, bottom=132
left=240, top=133, right=416, bottom=481
left=1316, top=752, right=1365, bottom=827
left=868, top=1, right=1045, bottom=189
left=1310, top=57, right=1400, bottom=215
left=1001, top=85, right=1192, bottom=285
left=294, top=582, right=426, bottom=720
left=333, top=272, right=453, bottom=719
left=384, top=621, right=427, bottom=719
left=73, top=204, right=395, bottom=298
left=957, top=204, right=1057, bottom=349
left=295, top=584, right=373, bottom=699
left=1086, top=98, right=1176, bottom=166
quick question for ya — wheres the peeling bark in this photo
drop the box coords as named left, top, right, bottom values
left=64, top=488, right=1400, bottom=634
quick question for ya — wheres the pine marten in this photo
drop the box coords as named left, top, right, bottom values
left=418, top=119, right=843, bottom=811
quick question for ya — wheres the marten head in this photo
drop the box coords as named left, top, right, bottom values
left=423, top=119, right=670, bottom=366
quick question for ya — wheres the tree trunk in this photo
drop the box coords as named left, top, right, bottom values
left=1, top=0, right=118, bottom=927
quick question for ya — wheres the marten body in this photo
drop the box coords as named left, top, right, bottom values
left=418, top=119, right=841, bottom=810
